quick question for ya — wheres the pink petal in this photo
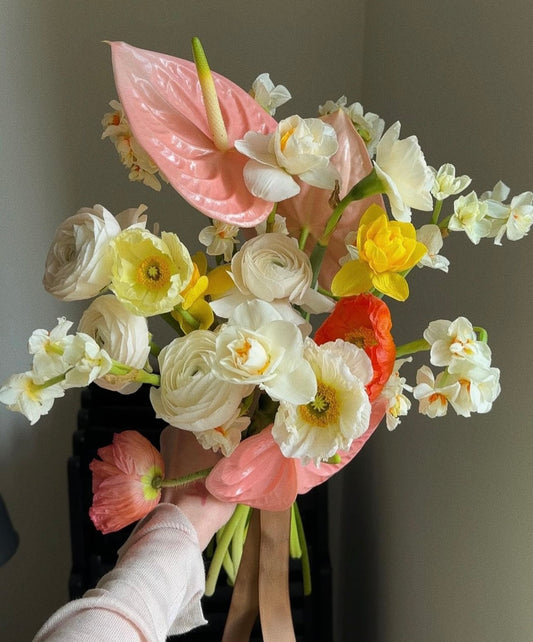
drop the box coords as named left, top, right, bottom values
left=295, top=398, right=388, bottom=494
left=206, top=427, right=298, bottom=511
left=278, top=110, right=385, bottom=287
left=110, top=42, right=277, bottom=227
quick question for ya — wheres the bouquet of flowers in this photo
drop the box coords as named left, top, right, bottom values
left=1, top=37, right=531, bottom=639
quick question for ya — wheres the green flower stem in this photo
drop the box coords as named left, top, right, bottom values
left=395, top=338, right=431, bottom=358
left=438, top=214, right=452, bottom=231
left=149, top=341, right=161, bottom=357
left=289, top=504, right=302, bottom=559
left=293, top=501, right=311, bottom=596
left=173, top=305, right=200, bottom=331
left=431, top=199, right=443, bottom=225
left=265, top=203, right=278, bottom=233
left=108, top=361, right=160, bottom=386
left=222, top=550, right=236, bottom=585
left=298, top=225, right=311, bottom=251
left=35, top=373, right=66, bottom=390
left=319, top=167, right=385, bottom=244
left=159, top=467, right=212, bottom=488
left=317, top=285, right=336, bottom=298
left=474, top=326, right=488, bottom=342
left=205, top=504, right=250, bottom=596
left=231, top=504, right=250, bottom=575
left=309, top=241, right=328, bottom=288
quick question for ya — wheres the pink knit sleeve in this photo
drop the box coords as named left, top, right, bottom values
left=33, top=504, right=207, bottom=641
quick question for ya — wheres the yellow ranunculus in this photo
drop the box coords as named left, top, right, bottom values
left=331, top=204, right=427, bottom=301
left=110, top=228, right=193, bottom=316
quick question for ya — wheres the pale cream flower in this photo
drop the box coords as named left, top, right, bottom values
left=254, top=213, right=289, bottom=236
left=110, top=228, right=193, bottom=317
left=424, top=317, right=491, bottom=370
left=235, top=115, right=340, bottom=202
left=150, top=330, right=251, bottom=432
left=446, top=362, right=501, bottom=416
left=195, top=410, right=251, bottom=456
left=0, top=372, right=65, bottom=425
left=373, top=122, right=434, bottom=221
left=416, top=224, right=449, bottom=272
left=449, top=191, right=508, bottom=244
left=43, top=205, right=121, bottom=301
left=78, top=295, right=151, bottom=394
left=430, top=163, right=471, bottom=200
left=272, top=339, right=372, bottom=465
left=198, top=221, right=240, bottom=261
left=29, top=317, right=75, bottom=382
left=493, top=191, right=533, bottom=245
left=230, top=232, right=333, bottom=313
left=378, top=358, right=413, bottom=431
left=412, top=366, right=460, bottom=418
left=213, top=299, right=317, bottom=405
left=62, top=333, right=113, bottom=388
left=250, top=73, right=291, bottom=116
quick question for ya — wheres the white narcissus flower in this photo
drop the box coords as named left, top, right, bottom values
left=235, top=115, right=340, bottom=202
left=198, top=221, right=240, bottom=261
left=250, top=73, right=291, bottom=116
left=493, top=191, right=533, bottom=245
left=272, top=339, right=372, bottom=465
left=424, top=317, right=491, bottom=370
left=29, top=317, right=75, bottom=381
left=150, top=330, right=251, bottom=432
left=195, top=410, right=251, bottom=457
left=78, top=295, right=151, bottom=394
left=110, top=228, right=193, bottom=317
left=230, top=232, right=333, bottom=314
left=430, top=163, right=471, bottom=200
left=43, top=205, right=122, bottom=301
left=412, top=366, right=460, bottom=418
left=254, top=213, right=289, bottom=235
left=449, top=191, right=508, bottom=244
left=62, top=333, right=113, bottom=388
left=378, top=357, right=413, bottom=431
left=373, top=121, right=434, bottom=221
left=446, top=361, right=501, bottom=417
left=213, top=299, right=317, bottom=405
left=416, top=224, right=450, bottom=272
left=0, top=372, right=65, bottom=425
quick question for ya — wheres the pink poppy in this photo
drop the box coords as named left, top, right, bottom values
left=109, top=41, right=276, bottom=227
left=205, top=398, right=387, bottom=511
left=89, top=430, right=165, bottom=534
left=278, top=109, right=385, bottom=287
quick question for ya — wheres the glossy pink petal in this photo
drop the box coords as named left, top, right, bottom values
left=110, top=41, right=276, bottom=227
left=295, top=398, right=388, bottom=494
left=278, top=110, right=385, bottom=287
left=206, top=426, right=298, bottom=511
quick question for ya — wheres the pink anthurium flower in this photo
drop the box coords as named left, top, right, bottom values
left=109, top=41, right=277, bottom=227
left=205, top=398, right=387, bottom=511
left=89, top=430, right=165, bottom=534
left=278, top=109, right=385, bottom=287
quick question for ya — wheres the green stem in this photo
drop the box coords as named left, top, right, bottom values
left=309, top=241, right=328, bottom=288
left=149, top=341, right=161, bottom=357
left=173, top=305, right=200, bottom=331
left=395, top=338, right=431, bottom=358
left=265, top=203, right=278, bottom=232
left=231, top=505, right=250, bottom=576
left=35, top=373, right=66, bottom=390
left=160, top=312, right=184, bottom=335
left=293, top=502, right=311, bottom=596
left=205, top=504, right=250, bottom=596
left=431, top=199, right=443, bottom=225
left=474, top=326, right=488, bottom=343
left=289, top=504, right=302, bottom=559
left=298, top=225, right=311, bottom=251
left=159, top=467, right=212, bottom=488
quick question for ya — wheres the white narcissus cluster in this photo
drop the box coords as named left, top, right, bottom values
left=235, top=115, right=340, bottom=202
left=78, top=295, right=151, bottom=394
left=413, top=317, right=500, bottom=418
left=150, top=330, right=252, bottom=432
left=378, top=358, right=413, bottom=430
left=249, top=73, right=291, bottom=116
left=272, top=339, right=372, bottom=465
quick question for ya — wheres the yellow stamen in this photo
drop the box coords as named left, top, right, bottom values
left=298, top=382, right=339, bottom=428
left=137, top=255, right=171, bottom=290
left=345, top=326, right=378, bottom=350
left=279, top=127, right=295, bottom=152
left=192, top=37, right=229, bottom=152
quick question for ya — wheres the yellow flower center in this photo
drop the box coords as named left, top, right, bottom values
left=345, top=327, right=378, bottom=350
left=279, top=127, right=295, bottom=152
left=298, top=382, right=339, bottom=427
left=137, top=255, right=171, bottom=290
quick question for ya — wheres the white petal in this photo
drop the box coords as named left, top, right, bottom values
left=243, top=160, right=300, bottom=201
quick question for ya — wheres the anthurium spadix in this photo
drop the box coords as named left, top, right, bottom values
left=109, top=40, right=276, bottom=227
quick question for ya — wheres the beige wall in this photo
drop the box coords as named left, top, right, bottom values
left=1, top=2, right=532, bottom=641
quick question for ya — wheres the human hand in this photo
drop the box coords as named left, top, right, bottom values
left=159, top=426, right=236, bottom=550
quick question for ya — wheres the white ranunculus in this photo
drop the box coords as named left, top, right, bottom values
left=272, top=339, right=372, bottom=465
left=235, top=115, right=340, bottom=202
left=373, top=121, right=434, bottom=221
left=150, top=330, right=251, bottom=432
left=43, top=205, right=122, bottom=301
left=230, top=232, right=333, bottom=313
left=78, top=295, right=151, bottom=394
left=213, top=299, right=317, bottom=405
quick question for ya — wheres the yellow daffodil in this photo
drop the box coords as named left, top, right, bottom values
left=171, top=259, right=214, bottom=333
left=331, top=204, right=427, bottom=301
